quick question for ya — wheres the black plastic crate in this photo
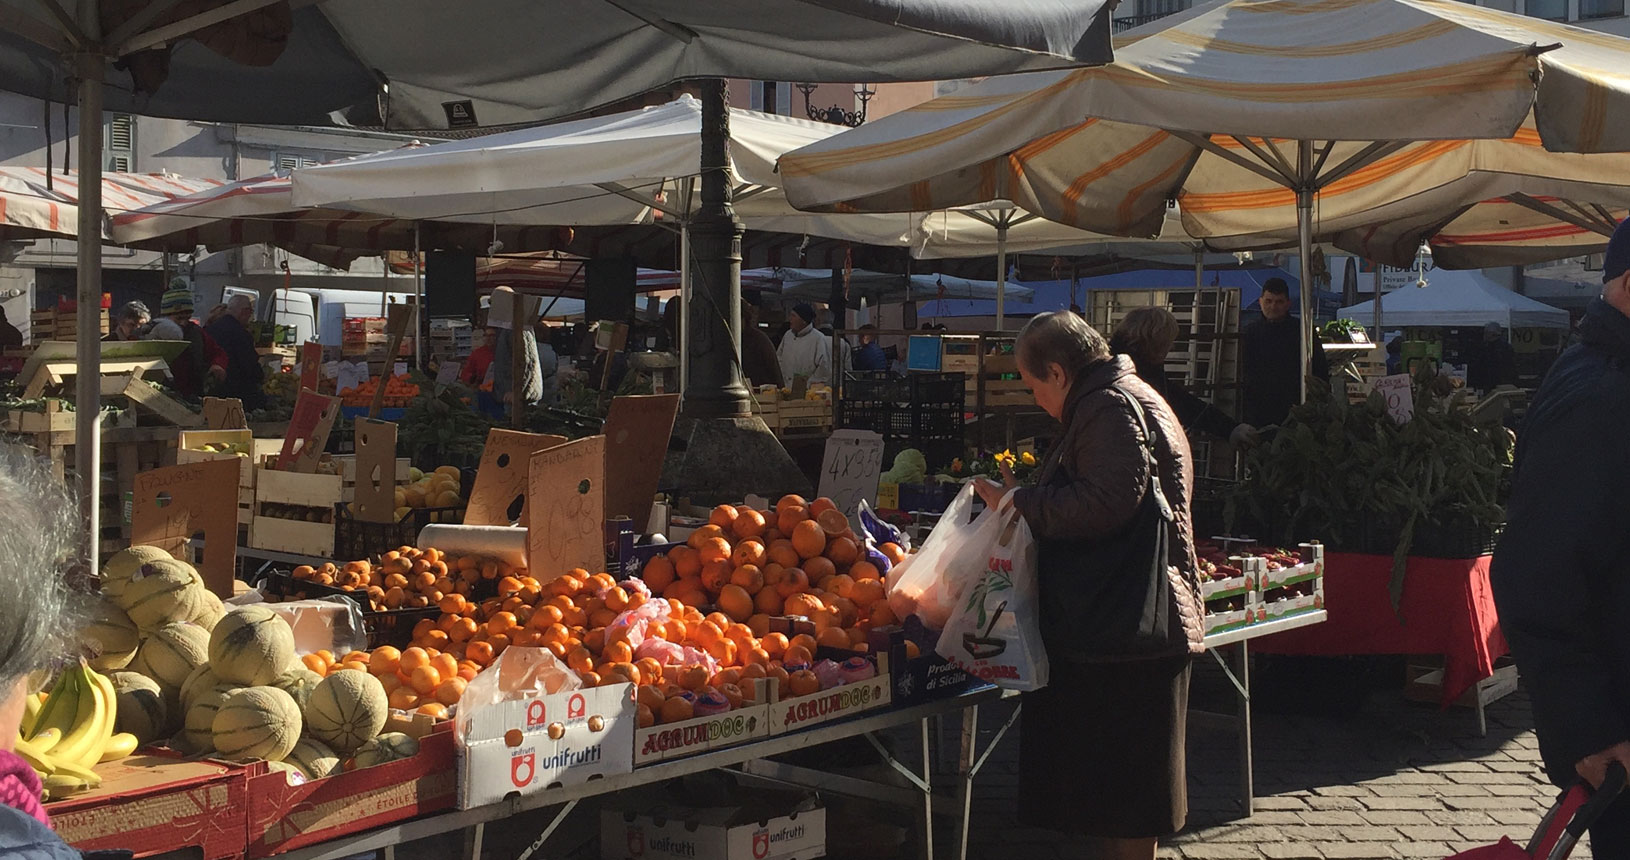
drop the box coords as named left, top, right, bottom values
left=259, top=568, right=442, bottom=651
left=840, top=372, right=966, bottom=470
left=332, top=502, right=466, bottom=562
left=1412, top=518, right=1503, bottom=559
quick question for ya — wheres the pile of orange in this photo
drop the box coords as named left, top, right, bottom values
left=303, top=645, right=476, bottom=721
left=291, top=546, right=521, bottom=612
left=338, top=373, right=420, bottom=407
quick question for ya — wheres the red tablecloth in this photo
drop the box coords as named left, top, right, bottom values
left=1251, top=552, right=1507, bottom=705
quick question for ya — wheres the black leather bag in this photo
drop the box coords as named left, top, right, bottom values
left=1037, top=384, right=1189, bottom=661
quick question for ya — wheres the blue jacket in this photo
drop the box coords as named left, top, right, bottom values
left=0, top=804, right=83, bottom=860
left=1492, top=298, right=1630, bottom=785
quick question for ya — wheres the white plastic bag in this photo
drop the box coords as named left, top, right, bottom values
left=936, top=491, right=1049, bottom=691
left=886, top=483, right=992, bottom=630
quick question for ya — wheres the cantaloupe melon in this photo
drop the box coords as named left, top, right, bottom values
left=130, top=622, right=210, bottom=692
left=351, top=732, right=419, bottom=769
left=209, top=606, right=296, bottom=686
left=101, top=546, right=173, bottom=602
left=84, top=598, right=140, bottom=671
left=212, top=686, right=301, bottom=762
left=189, top=590, right=226, bottom=631
left=120, top=561, right=208, bottom=632
left=282, top=736, right=340, bottom=780
left=272, top=667, right=322, bottom=711
left=179, top=665, right=221, bottom=712
left=305, top=670, right=388, bottom=754
left=184, top=685, right=237, bottom=753
left=109, top=671, right=170, bottom=744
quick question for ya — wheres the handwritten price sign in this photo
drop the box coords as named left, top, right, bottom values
left=818, top=430, right=885, bottom=520
left=1371, top=373, right=1415, bottom=424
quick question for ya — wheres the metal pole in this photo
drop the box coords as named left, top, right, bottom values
left=1195, top=248, right=1203, bottom=290
left=680, top=79, right=750, bottom=420
left=1296, top=140, right=1316, bottom=405
left=679, top=221, right=691, bottom=395
left=994, top=215, right=1008, bottom=331
left=75, top=49, right=104, bottom=571
left=413, top=222, right=423, bottom=368
left=509, top=289, right=525, bottom=429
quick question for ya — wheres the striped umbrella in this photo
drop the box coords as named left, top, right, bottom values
left=0, top=167, right=219, bottom=242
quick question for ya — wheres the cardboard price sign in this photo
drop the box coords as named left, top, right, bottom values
left=351, top=418, right=399, bottom=523
left=277, top=389, right=341, bottom=472
left=202, top=397, right=247, bottom=430
left=1371, top=374, right=1415, bottom=424
left=602, top=394, right=680, bottom=532
left=130, top=458, right=239, bottom=598
left=465, top=429, right=567, bottom=526
left=527, top=436, right=606, bottom=578
left=817, top=429, right=885, bottom=519
left=299, top=342, right=322, bottom=393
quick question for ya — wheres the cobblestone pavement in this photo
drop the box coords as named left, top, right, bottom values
left=952, top=665, right=1580, bottom=860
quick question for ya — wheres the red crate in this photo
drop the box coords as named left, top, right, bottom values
left=47, top=752, right=251, bottom=860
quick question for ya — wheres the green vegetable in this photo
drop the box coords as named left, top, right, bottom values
left=881, top=448, right=927, bottom=485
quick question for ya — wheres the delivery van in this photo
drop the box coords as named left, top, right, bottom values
left=226, top=286, right=412, bottom=347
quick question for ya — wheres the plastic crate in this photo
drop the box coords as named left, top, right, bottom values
left=840, top=371, right=966, bottom=469
left=1412, top=517, right=1503, bottom=559
left=332, top=502, right=467, bottom=562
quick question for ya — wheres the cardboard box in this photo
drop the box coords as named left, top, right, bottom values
left=633, top=679, right=773, bottom=766
left=246, top=727, right=457, bottom=857
left=868, top=626, right=985, bottom=705
left=458, top=681, right=636, bottom=809
left=47, top=754, right=250, bottom=860
left=768, top=662, right=892, bottom=735
left=601, top=783, right=826, bottom=860
left=1203, top=607, right=1254, bottom=635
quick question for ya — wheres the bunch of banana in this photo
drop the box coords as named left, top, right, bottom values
left=14, top=662, right=138, bottom=801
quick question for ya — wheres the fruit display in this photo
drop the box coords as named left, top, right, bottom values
left=392, top=465, right=466, bottom=522
left=339, top=374, right=420, bottom=408
left=14, top=662, right=138, bottom=800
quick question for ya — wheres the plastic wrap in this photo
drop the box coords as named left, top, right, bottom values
left=417, top=524, right=528, bottom=568
left=455, top=646, right=581, bottom=741
left=258, top=596, right=369, bottom=657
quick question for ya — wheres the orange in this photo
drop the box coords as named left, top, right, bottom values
left=659, top=696, right=694, bottom=724
left=904, top=640, right=921, bottom=659
left=488, top=632, right=511, bottom=653
left=438, top=594, right=466, bottom=615
left=828, top=595, right=859, bottom=627
left=669, top=546, right=702, bottom=579
left=826, top=536, right=860, bottom=566
left=775, top=568, right=810, bottom=599
left=422, top=629, right=451, bottom=651
left=788, top=669, right=821, bottom=697
left=761, top=632, right=789, bottom=657
left=432, top=652, right=459, bottom=681
left=804, top=556, right=836, bottom=583
left=700, top=559, right=733, bottom=594
left=709, top=504, right=739, bottom=529
left=636, top=703, right=656, bottom=728
left=497, top=575, right=524, bottom=598
left=530, top=604, right=566, bottom=629
left=754, top=587, right=784, bottom=615
left=847, top=626, right=869, bottom=646
left=641, top=555, right=677, bottom=593
left=636, top=658, right=665, bottom=686
left=301, top=653, right=329, bottom=675
left=697, top=536, right=733, bottom=566
left=487, top=611, right=518, bottom=636
left=717, top=584, right=755, bottom=622
left=791, top=520, right=827, bottom=560
left=604, top=586, right=631, bottom=612
left=777, top=506, right=809, bottom=536
left=416, top=702, right=450, bottom=720
left=869, top=602, right=899, bottom=627
left=636, top=685, right=666, bottom=711
left=741, top=662, right=769, bottom=681
left=826, top=574, right=856, bottom=600
left=687, top=524, right=727, bottom=550
left=399, top=647, right=431, bottom=672
left=388, top=687, right=421, bottom=710
left=663, top=578, right=708, bottom=607
left=783, top=593, right=824, bottom=619
left=579, top=670, right=603, bottom=687
left=808, top=497, right=837, bottom=519
left=732, top=509, right=768, bottom=539
left=678, top=665, right=710, bottom=691
left=747, top=613, right=772, bottom=638
left=730, top=564, right=765, bottom=594
left=850, top=560, right=881, bottom=582
left=816, top=508, right=850, bottom=537
left=705, top=611, right=733, bottom=631
left=378, top=672, right=403, bottom=693
left=466, top=641, right=495, bottom=666
left=851, top=579, right=886, bottom=609
left=565, top=646, right=595, bottom=674
left=817, top=627, right=852, bottom=649
left=588, top=572, right=618, bottom=593
left=775, top=495, right=808, bottom=515
left=606, top=662, right=641, bottom=686
left=603, top=640, right=635, bottom=665
left=767, top=540, right=801, bottom=570
left=879, top=542, right=906, bottom=565
left=435, top=677, right=467, bottom=706
left=410, top=665, right=443, bottom=695
left=790, top=633, right=819, bottom=653
left=731, top=539, right=767, bottom=568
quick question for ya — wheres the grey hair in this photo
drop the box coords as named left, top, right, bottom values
left=1017, top=311, right=1111, bottom=382
left=0, top=444, right=83, bottom=691
left=226, top=294, right=256, bottom=312
left=115, top=301, right=151, bottom=324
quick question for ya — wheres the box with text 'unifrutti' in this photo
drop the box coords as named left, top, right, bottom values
left=1256, top=542, right=1326, bottom=623
left=1203, top=556, right=1263, bottom=635
left=458, top=681, right=635, bottom=809
left=600, top=782, right=826, bottom=860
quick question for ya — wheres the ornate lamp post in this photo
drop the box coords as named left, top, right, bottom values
left=794, top=83, right=876, bottom=127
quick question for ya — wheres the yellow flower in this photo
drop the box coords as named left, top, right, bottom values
left=1020, top=451, right=1036, bottom=466
left=951, top=458, right=964, bottom=473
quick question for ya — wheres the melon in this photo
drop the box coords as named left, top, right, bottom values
left=212, top=687, right=301, bottom=762
left=109, top=671, right=170, bottom=744
left=130, top=622, right=210, bottom=692
left=179, top=665, right=222, bottom=712
left=264, top=760, right=302, bottom=781
left=272, top=667, right=322, bottom=711
left=282, top=736, right=340, bottom=780
left=209, top=606, right=296, bottom=686
left=119, top=561, right=208, bottom=632
left=305, top=670, right=388, bottom=754
left=101, top=546, right=173, bottom=602
left=184, top=685, right=237, bottom=753
left=189, top=591, right=226, bottom=631
left=351, top=732, right=419, bottom=769
left=83, top=598, right=140, bottom=671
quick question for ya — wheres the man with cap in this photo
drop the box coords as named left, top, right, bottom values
left=205, top=294, right=267, bottom=410
left=144, top=280, right=227, bottom=400
left=1466, top=321, right=1517, bottom=392
left=777, top=303, right=831, bottom=385
left=1493, top=218, right=1630, bottom=853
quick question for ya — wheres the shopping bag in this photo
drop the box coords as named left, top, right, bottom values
left=936, top=491, right=1049, bottom=691
left=886, top=482, right=990, bottom=630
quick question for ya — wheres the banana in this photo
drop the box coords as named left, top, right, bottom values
left=49, top=760, right=101, bottom=789
left=11, top=736, right=55, bottom=775
left=50, top=667, right=108, bottom=768
left=27, top=670, right=81, bottom=748
left=79, top=668, right=118, bottom=767
left=26, top=727, right=62, bottom=754
left=41, top=773, right=88, bottom=801
left=20, top=690, right=42, bottom=737
left=99, top=732, right=139, bottom=763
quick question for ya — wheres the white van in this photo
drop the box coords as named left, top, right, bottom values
left=227, top=286, right=412, bottom=347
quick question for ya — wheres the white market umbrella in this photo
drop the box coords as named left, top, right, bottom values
left=0, top=167, right=219, bottom=242
left=783, top=0, right=1630, bottom=398
left=1339, top=269, right=1571, bottom=330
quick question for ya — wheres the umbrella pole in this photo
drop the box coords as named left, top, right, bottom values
left=681, top=79, right=750, bottom=421
left=1296, top=140, right=1315, bottom=405
left=414, top=222, right=423, bottom=368
left=995, top=216, right=1008, bottom=331
left=680, top=221, right=690, bottom=396
left=75, top=51, right=104, bottom=572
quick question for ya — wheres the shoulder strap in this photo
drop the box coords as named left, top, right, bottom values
left=1110, top=383, right=1174, bottom=523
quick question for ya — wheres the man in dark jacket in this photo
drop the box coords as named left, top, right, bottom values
left=1492, top=219, right=1630, bottom=853
left=1240, top=277, right=1328, bottom=427
left=1467, top=321, right=1518, bottom=392
left=740, top=301, right=783, bottom=389
left=204, top=294, right=266, bottom=410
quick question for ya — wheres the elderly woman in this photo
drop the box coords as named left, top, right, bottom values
left=104, top=301, right=151, bottom=342
left=0, top=448, right=82, bottom=857
left=975, top=312, right=1204, bottom=860
left=1111, top=306, right=1257, bottom=447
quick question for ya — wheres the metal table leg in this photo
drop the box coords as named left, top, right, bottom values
left=920, top=718, right=935, bottom=860
left=516, top=800, right=579, bottom=860
left=954, top=705, right=978, bottom=860
left=1236, top=640, right=1253, bottom=816
left=461, top=822, right=485, bottom=860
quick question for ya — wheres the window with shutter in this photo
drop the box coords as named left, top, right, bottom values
left=104, top=114, right=135, bottom=172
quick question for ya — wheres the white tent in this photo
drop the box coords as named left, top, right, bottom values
left=1339, top=270, right=1570, bottom=330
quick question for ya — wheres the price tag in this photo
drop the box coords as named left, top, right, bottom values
left=817, top=429, right=886, bottom=519
left=393, top=361, right=408, bottom=378
left=435, top=361, right=461, bottom=392
left=877, top=482, right=900, bottom=511
left=1371, top=374, right=1415, bottom=424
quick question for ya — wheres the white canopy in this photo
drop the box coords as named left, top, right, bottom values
left=0, top=167, right=219, bottom=242
left=1339, top=270, right=1571, bottom=330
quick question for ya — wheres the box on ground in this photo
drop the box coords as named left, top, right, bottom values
left=246, top=723, right=456, bottom=857
left=600, top=780, right=826, bottom=860
left=458, top=681, right=636, bottom=809
left=47, top=753, right=250, bottom=860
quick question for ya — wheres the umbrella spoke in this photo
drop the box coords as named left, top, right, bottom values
left=1175, top=131, right=1291, bottom=187
left=113, top=0, right=287, bottom=56
left=1317, top=141, right=1409, bottom=187
left=103, top=0, right=184, bottom=51
left=2, top=3, right=73, bottom=50
left=595, top=0, right=698, bottom=43
left=1505, top=192, right=1617, bottom=237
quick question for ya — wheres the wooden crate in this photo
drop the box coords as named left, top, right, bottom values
left=774, top=399, right=833, bottom=434
left=250, top=468, right=343, bottom=557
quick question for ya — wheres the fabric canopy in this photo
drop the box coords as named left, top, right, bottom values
left=0, top=167, right=219, bottom=242
left=770, top=268, right=1032, bottom=305
left=0, top=0, right=1113, bottom=130
left=1338, top=270, right=1570, bottom=329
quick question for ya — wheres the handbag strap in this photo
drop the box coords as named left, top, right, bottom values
left=1110, top=383, right=1174, bottom=524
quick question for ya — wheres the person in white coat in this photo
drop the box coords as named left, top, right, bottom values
left=777, top=303, right=831, bottom=385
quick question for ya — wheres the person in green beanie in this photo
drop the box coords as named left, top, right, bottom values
left=145, top=280, right=226, bottom=400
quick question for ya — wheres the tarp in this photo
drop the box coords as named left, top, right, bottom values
left=1339, top=270, right=1571, bottom=329
left=770, top=268, right=1031, bottom=305
left=921, top=266, right=1303, bottom=318
left=0, top=167, right=219, bottom=242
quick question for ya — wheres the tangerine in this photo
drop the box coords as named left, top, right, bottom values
left=700, top=559, right=733, bottom=594
left=777, top=506, right=809, bottom=536
left=788, top=669, right=822, bottom=696
left=432, top=652, right=459, bottom=681
left=850, top=560, right=881, bottom=582
left=817, top=627, right=851, bottom=649
left=388, top=687, right=421, bottom=710
left=565, top=646, right=595, bottom=674
left=636, top=685, right=666, bottom=711
left=669, top=546, right=702, bottom=578
left=730, top=563, right=765, bottom=593
left=731, top=539, right=767, bottom=568
left=399, top=647, right=431, bottom=672
left=775, top=495, right=808, bottom=515
left=732, top=509, right=767, bottom=539
left=709, top=504, right=739, bottom=529
left=368, top=646, right=402, bottom=676
left=761, top=632, right=789, bottom=657
left=776, top=568, right=810, bottom=599
left=636, top=658, right=665, bottom=686
left=747, top=613, right=772, bottom=637
left=687, top=524, right=727, bottom=550
left=791, top=520, right=827, bottom=560
left=869, top=602, right=899, bottom=627
left=718, top=584, right=755, bottom=622
left=790, top=633, right=819, bottom=653
left=697, top=536, right=733, bottom=566
left=435, top=677, right=467, bottom=706
left=754, top=587, right=784, bottom=615
left=603, top=640, right=635, bottom=664
left=641, top=556, right=677, bottom=593
left=659, top=695, right=695, bottom=724
left=636, top=703, right=656, bottom=728
left=767, top=540, right=801, bottom=569
left=879, top=542, right=907, bottom=565
left=680, top=665, right=711, bottom=691
left=410, top=665, right=442, bottom=695
left=826, top=536, right=859, bottom=566
left=466, top=641, right=495, bottom=666
left=851, top=578, right=886, bottom=608
left=804, top=556, right=836, bottom=583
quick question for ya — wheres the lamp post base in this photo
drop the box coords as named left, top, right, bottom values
left=663, top=416, right=814, bottom=506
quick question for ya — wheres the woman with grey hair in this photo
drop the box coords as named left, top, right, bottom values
left=973, top=311, right=1204, bottom=860
left=0, top=447, right=83, bottom=857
